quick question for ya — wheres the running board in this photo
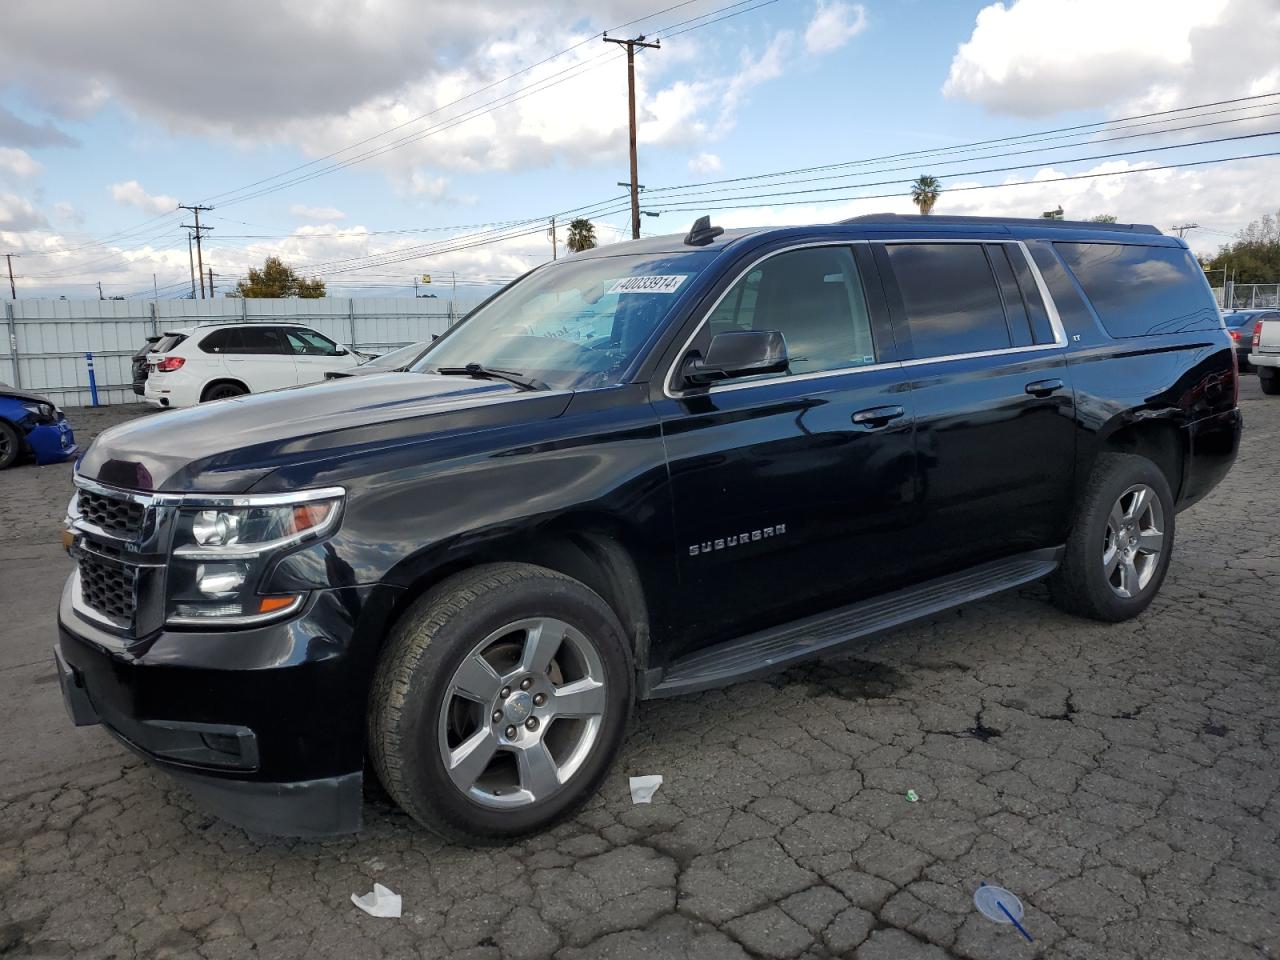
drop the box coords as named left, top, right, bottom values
left=647, top=548, right=1062, bottom=699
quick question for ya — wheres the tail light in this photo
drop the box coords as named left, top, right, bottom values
left=155, top=357, right=185, bottom=372
left=1254, top=322, right=1264, bottom=348
left=1229, top=330, right=1241, bottom=341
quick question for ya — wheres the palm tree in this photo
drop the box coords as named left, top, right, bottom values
left=910, top=175, right=941, bottom=216
left=566, top=218, right=597, bottom=253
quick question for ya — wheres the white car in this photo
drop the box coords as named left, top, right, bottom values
left=143, top=323, right=362, bottom=408
left=1251, top=317, right=1280, bottom=395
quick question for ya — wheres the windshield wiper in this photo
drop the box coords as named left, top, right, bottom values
left=434, top=362, right=545, bottom=391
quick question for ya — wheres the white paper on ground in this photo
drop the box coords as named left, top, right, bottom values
left=352, top=883, right=402, bottom=918
left=629, top=774, right=663, bottom=803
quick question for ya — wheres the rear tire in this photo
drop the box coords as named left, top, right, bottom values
left=368, top=563, right=633, bottom=844
left=0, top=421, right=20, bottom=470
left=201, top=382, right=248, bottom=402
left=1259, top=369, right=1280, bottom=395
left=1049, top=452, right=1175, bottom=622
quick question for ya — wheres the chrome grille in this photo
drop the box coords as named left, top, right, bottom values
left=78, top=489, right=145, bottom=539
left=78, top=552, right=138, bottom=623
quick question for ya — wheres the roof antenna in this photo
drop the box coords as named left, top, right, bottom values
left=684, top=215, right=724, bottom=246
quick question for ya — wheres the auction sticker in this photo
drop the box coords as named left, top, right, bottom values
left=608, top=275, right=688, bottom=295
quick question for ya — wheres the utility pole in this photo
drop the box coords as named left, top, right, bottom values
left=549, top=216, right=558, bottom=260
left=604, top=33, right=660, bottom=240
left=186, top=232, right=197, bottom=299
left=97, top=281, right=104, bottom=300
left=1171, top=223, right=1199, bottom=238
left=4, top=253, right=17, bottom=299
left=153, top=273, right=159, bottom=300
left=179, top=204, right=214, bottom=298
left=208, top=267, right=214, bottom=297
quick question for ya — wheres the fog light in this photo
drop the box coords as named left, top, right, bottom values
left=195, top=563, right=246, bottom=597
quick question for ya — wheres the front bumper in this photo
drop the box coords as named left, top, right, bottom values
left=56, top=577, right=403, bottom=836
left=26, top=417, right=78, bottom=465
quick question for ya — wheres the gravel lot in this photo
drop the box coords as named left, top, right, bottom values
left=1, top=383, right=1277, bottom=960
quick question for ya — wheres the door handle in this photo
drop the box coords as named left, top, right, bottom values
left=1025, top=378, right=1064, bottom=397
left=852, top=405, right=906, bottom=427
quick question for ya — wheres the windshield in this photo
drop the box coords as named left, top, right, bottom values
left=413, top=251, right=715, bottom=390
left=363, top=341, right=430, bottom=370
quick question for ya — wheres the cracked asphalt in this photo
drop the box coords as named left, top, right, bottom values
left=1, top=382, right=1277, bottom=960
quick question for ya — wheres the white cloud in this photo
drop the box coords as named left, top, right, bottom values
left=944, top=0, right=1277, bottom=118
left=804, top=1, right=868, bottom=55
left=0, top=147, right=41, bottom=179
left=52, top=201, right=83, bottom=225
left=289, top=204, right=346, bottom=221
left=0, top=193, right=48, bottom=231
left=689, top=152, right=722, bottom=174
left=109, top=180, right=178, bottom=214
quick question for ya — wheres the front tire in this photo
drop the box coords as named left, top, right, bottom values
left=1049, top=453, right=1175, bottom=622
left=368, top=563, right=633, bottom=844
left=0, top=421, right=20, bottom=470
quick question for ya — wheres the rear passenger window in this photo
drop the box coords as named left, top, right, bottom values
left=238, top=327, right=285, bottom=354
left=1055, top=243, right=1220, bottom=338
left=707, top=246, right=876, bottom=376
left=199, top=328, right=237, bottom=353
left=886, top=243, right=1011, bottom=358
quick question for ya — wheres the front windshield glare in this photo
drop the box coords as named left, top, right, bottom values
left=415, top=251, right=713, bottom=390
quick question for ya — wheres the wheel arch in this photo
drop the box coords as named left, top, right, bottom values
left=1093, top=414, right=1186, bottom=502
left=379, top=517, right=655, bottom=679
left=199, top=377, right=250, bottom=402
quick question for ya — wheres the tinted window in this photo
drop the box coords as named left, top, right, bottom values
left=1005, top=248, right=1057, bottom=344
left=1055, top=242, right=1220, bottom=338
left=285, top=328, right=342, bottom=356
left=986, top=244, right=1033, bottom=347
left=707, top=246, right=876, bottom=377
left=154, top=333, right=186, bottom=353
left=239, top=327, right=285, bottom=354
left=886, top=243, right=1011, bottom=358
left=199, top=329, right=236, bottom=353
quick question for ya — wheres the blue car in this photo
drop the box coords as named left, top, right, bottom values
left=0, top=384, right=78, bottom=470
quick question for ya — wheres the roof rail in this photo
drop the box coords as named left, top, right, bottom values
left=838, top=213, right=1163, bottom=235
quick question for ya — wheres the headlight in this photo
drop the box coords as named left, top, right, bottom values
left=21, top=401, right=56, bottom=423
left=166, top=488, right=344, bottom=626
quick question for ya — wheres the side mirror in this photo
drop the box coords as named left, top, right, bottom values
left=682, top=330, right=788, bottom=386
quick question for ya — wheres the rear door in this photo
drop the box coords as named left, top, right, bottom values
left=223, top=326, right=297, bottom=391
left=876, top=239, right=1075, bottom=573
left=284, top=328, right=359, bottom=383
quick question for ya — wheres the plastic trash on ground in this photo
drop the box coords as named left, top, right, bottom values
left=905, top=789, right=919, bottom=803
left=629, top=774, right=663, bottom=803
left=352, top=883, right=402, bottom=918
left=973, top=883, right=1033, bottom=942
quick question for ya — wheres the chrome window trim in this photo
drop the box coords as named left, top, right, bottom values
left=663, top=237, right=1068, bottom=398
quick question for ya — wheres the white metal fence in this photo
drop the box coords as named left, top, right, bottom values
left=1, top=297, right=480, bottom=407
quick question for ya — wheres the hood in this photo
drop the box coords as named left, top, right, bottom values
left=78, top=372, right=573, bottom=493
left=0, top=383, right=57, bottom=407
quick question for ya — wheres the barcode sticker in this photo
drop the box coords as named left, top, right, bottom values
left=607, top=275, right=688, bottom=295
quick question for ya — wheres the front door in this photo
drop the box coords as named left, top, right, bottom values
left=876, top=240, right=1076, bottom=574
left=654, top=243, right=917, bottom=658
left=286, top=328, right=358, bottom=384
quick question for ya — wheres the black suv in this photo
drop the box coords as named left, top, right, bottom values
left=56, top=215, right=1241, bottom=841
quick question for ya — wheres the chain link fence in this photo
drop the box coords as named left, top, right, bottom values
left=1212, top=283, right=1280, bottom=309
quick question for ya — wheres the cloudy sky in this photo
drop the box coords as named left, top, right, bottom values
left=0, top=0, right=1277, bottom=299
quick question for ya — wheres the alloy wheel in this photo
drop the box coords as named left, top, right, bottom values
left=1102, top=483, right=1164, bottom=599
left=436, top=617, right=607, bottom=810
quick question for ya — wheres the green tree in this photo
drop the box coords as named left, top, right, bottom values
left=1089, top=214, right=1118, bottom=223
left=566, top=218, right=597, bottom=253
left=1200, top=209, right=1280, bottom=284
left=232, top=256, right=326, bottom=298
left=910, top=175, right=941, bottom=215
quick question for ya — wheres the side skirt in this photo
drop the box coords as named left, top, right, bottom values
left=645, top=547, right=1062, bottom=699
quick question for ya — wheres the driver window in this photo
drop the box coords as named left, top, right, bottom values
left=707, top=246, right=875, bottom=377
